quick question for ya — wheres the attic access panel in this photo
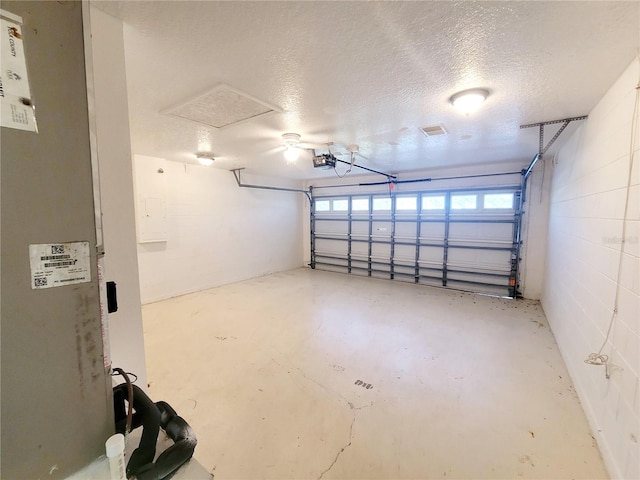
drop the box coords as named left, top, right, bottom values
left=162, top=83, right=282, bottom=129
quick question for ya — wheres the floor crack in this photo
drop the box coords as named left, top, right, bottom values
left=296, top=367, right=333, bottom=393
left=317, top=416, right=356, bottom=480
left=348, top=401, right=373, bottom=410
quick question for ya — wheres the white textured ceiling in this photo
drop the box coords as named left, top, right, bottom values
left=93, top=1, right=639, bottom=180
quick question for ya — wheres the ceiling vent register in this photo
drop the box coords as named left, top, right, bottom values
left=420, top=125, right=448, bottom=137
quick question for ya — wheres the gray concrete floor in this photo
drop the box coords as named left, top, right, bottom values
left=142, top=268, right=607, bottom=480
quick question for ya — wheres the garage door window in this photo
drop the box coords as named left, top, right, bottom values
left=422, top=195, right=445, bottom=211
left=396, top=196, right=417, bottom=211
left=451, top=194, right=477, bottom=210
left=352, top=198, right=369, bottom=211
left=484, top=193, right=514, bottom=209
left=333, top=199, right=348, bottom=211
left=315, top=200, right=330, bottom=212
left=373, top=197, right=392, bottom=211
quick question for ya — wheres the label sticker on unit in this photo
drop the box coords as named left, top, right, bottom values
left=0, top=13, right=38, bottom=132
left=29, top=242, right=91, bottom=289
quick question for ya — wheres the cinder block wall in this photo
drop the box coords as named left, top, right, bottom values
left=542, top=57, right=639, bottom=479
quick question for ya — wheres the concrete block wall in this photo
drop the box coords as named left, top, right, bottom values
left=135, top=164, right=305, bottom=304
left=542, top=56, right=639, bottom=479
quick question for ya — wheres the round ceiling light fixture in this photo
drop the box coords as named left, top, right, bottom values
left=282, top=133, right=301, bottom=164
left=195, top=152, right=215, bottom=166
left=450, top=88, right=490, bottom=116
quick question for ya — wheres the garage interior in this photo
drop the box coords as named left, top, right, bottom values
left=140, top=269, right=608, bottom=479
left=1, top=1, right=638, bottom=479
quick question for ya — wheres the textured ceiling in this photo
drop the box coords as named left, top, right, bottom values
left=93, top=1, right=640, bottom=180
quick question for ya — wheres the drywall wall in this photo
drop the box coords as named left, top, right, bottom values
left=1, top=2, right=112, bottom=478
left=542, top=56, right=639, bottom=479
left=88, top=7, right=148, bottom=388
left=134, top=161, right=305, bottom=303
left=304, top=158, right=551, bottom=300
left=519, top=156, right=552, bottom=300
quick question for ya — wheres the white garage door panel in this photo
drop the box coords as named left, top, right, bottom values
left=449, top=223, right=513, bottom=242
left=372, top=221, right=391, bottom=235
left=312, top=187, right=521, bottom=297
left=395, top=222, right=417, bottom=237
left=447, top=247, right=510, bottom=267
left=371, top=242, right=391, bottom=260
left=315, top=238, right=346, bottom=256
left=419, top=246, right=444, bottom=265
left=394, top=244, right=416, bottom=263
left=317, top=220, right=348, bottom=235
left=352, top=221, right=369, bottom=236
left=351, top=241, right=369, bottom=257
left=420, top=223, right=446, bottom=239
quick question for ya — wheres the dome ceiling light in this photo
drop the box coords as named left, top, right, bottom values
left=195, top=152, right=215, bottom=166
left=450, top=88, right=490, bottom=116
left=282, top=133, right=301, bottom=164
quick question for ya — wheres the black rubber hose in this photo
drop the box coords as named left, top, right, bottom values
left=133, top=401, right=197, bottom=480
left=112, top=367, right=134, bottom=434
left=125, top=385, right=161, bottom=478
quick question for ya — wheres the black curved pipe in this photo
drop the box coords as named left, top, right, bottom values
left=113, top=384, right=161, bottom=476
left=112, top=384, right=197, bottom=480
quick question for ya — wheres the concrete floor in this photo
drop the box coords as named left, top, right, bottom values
left=142, top=268, right=607, bottom=480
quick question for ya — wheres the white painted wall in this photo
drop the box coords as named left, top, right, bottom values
left=519, top=157, right=552, bottom=300
left=304, top=159, right=551, bottom=300
left=134, top=163, right=305, bottom=304
left=89, top=7, right=148, bottom=388
left=542, top=57, right=639, bottom=479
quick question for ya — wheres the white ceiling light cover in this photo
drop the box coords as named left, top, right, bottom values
left=450, top=89, right=490, bottom=116
left=282, top=133, right=301, bottom=164
left=163, top=83, right=282, bottom=129
left=195, top=152, right=215, bottom=166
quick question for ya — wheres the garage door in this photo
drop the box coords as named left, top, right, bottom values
left=311, top=186, right=522, bottom=297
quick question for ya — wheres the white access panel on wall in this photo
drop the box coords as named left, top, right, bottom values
left=133, top=154, right=168, bottom=243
